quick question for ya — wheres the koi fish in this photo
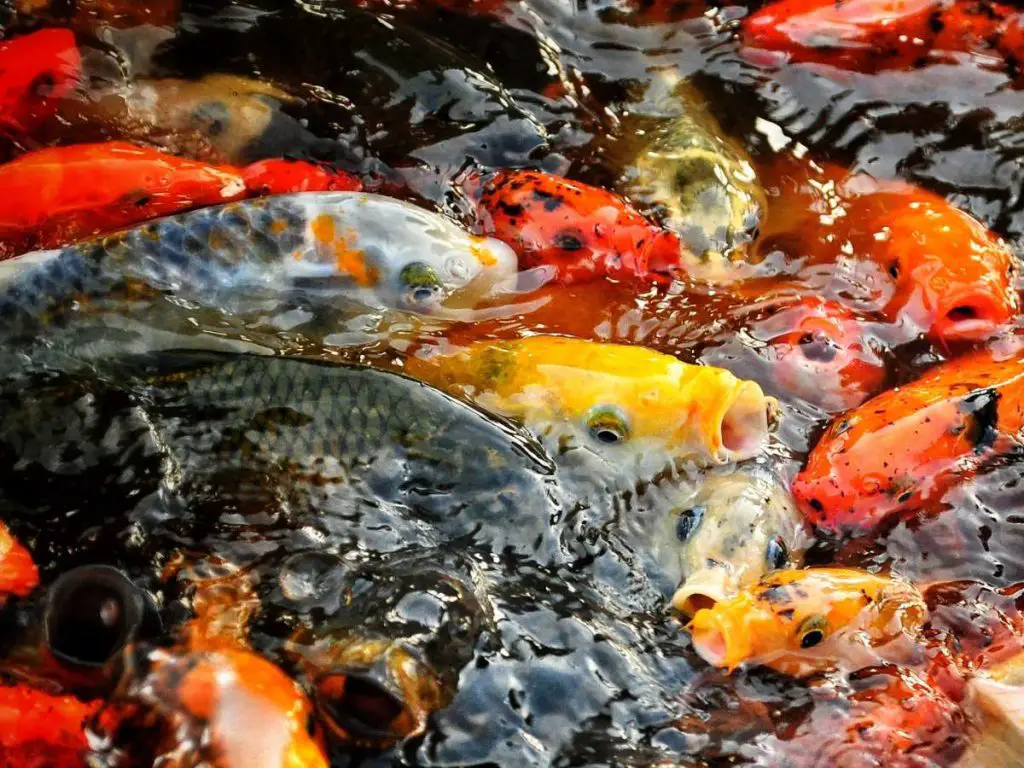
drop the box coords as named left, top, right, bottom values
left=0, top=520, right=39, bottom=603
left=743, top=0, right=1024, bottom=76
left=687, top=568, right=927, bottom=676
left=52, top=72, right=324, bottom=165
left=751, top=297, right=888, bottom=411
left=406, top=336, right=776, bottom=472
left=792, top=348, right=1024, bottom=535
left=104, top=647, right=328, bottom=768
left=463, top=169, right=684, bottom=285
left=0, top=143, right=360, bottom=259
left=665, top=467, right=811, bottom=616
left=616, top=76, right=766, bottom=281
left=0, top=29, right=81, bottom=139
left=758, top=160, right=1018, bottom=343
left=15, top=0, right=181, bottom=29
left=0, top=682, right=98, bottom=767
left=0, top=191, right=516, bottom=334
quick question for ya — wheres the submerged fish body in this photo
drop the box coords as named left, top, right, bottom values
left=0, top=351, right=562, bottom=560
left=792, top=349, right=1024, bottom=536
left=662, top=467, right=810, bottom=616
left=0, top=191, right=517, bottom=336
left=687, top=568, right=928, bottom=677
left=406, top=336, right=776, bottom=488
left=615, top=77, right=765, bottom=282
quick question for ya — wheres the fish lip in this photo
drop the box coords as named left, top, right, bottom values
left=928, top=289, right=1013, bottom=343
left=688, top=609, right=737, bottom=669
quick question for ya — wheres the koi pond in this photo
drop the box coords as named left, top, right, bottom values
left=1, top=0, right=1023, bottom=765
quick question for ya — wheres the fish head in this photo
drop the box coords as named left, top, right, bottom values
left=300, top=195, right=518, bottom=314
left=790, top=382, right=990, bottom=534
left=380, top=234, right=518, bottom=314
left=877, top=195, right=1018, bottom=344
left=669, top=470, right=811, bottom=616
left=0, top=29, right=81, bottom=136
left=753, top=297, right=887, bottom=411
left=408, top=336, right=776, bottom=485
left=103, top=647, right=327, bottom=768
left=687, top=568, right=927, bottom=677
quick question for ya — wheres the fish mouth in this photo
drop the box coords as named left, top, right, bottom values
left=301, top=641, right=445, bottom=748
left=438, top=237, right=520, bottom=311
left=315, top=668, right=419, bottom=744
left=716, top=384, right=775, bottom=463
left=672, top=566, right=735, bottom=618
left=929, top=290, right=1011, bottom=343
left=688, top=609, right=744, bottom=670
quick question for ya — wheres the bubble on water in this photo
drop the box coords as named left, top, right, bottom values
left=278, top=552, right=349, bottom=613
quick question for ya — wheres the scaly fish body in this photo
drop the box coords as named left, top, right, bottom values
left=687, top=568, right=927, bottom=676
left=663, top=467, right=810, bottom=616
left=463, top=169, right=683, bottom=285
left=0, top=192, right=517, bottom=335
left=406, top=336, right=776, bottom=474
left=792, top=349, right=1024, bottom=535
left=0, top=352, right=559, bottom=556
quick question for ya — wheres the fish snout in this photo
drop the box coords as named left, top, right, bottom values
left=672, top=565, right=735, bottom=618
left=929, top=287, right=1015, bottom=343
left=687, top=606, right=746, bottom=671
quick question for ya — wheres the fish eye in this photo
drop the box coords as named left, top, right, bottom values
left=190, top=101, right=232, bottom=138
left=796, top=614, right=828, bottom=649
left=399, top=262, right=444, bottom=308
left=585, top=405, right=630, bottom=445
left=765, top=536, right=789, bottom=570
left=675, top=505, right=705, bottom=542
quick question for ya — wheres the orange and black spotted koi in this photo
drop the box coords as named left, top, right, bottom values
left=463, top=169, right=684, bottom=285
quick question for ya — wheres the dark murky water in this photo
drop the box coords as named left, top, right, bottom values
left=2, top=0, right=1024, bottom=765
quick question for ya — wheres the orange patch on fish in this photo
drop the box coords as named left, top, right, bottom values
left=311, top=213, right=379, bottom=287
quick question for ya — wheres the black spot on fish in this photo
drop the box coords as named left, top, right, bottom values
left=960, top=388, right=1000, bottom=453
left=554, top=233, right=584, bottom=252
left=758, top=584, right=791, bottom=604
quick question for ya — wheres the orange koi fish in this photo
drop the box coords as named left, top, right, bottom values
left=792, top=348, right=1024, bottom=535
left=687, top=568, right=927, bottom=677
left=0, top=143, right=360, bottom=259
left=743, top=0, right=1024, bottom=76
left=0, top=29, right=80, bottom=139
left=758, top=159, right=1018, bottom=343
left=463, top=169, right=684, bottom=285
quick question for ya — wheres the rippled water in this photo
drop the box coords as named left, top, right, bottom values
left=2, top=0, right=1024, bottom=765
